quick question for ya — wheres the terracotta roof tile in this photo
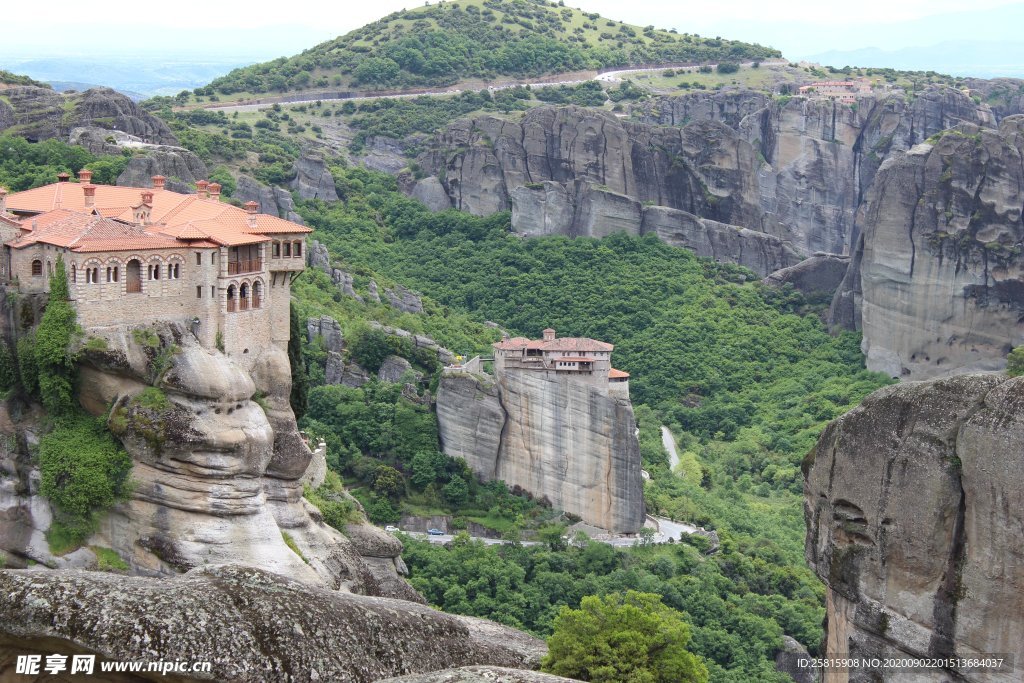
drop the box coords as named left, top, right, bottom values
left=609, top=368, right=630, bottom=379
left=493, top=335, right=613, bottom=352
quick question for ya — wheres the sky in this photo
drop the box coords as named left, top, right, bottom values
left=2, top=0, right=1022, bottom=73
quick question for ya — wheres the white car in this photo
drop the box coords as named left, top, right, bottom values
left=384, top=525, right=400, bottom=533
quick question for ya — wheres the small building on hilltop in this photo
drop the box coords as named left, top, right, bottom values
left=0, top=171, right=311, bottom=360
left=493, top=327, right=630, bottom=398
left=798, top=79, right=873, bottom=104
left=437, top=328, right=644, bottom=533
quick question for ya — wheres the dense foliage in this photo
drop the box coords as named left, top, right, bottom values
left=288, top=300, right=308, bottom=420
left=542, top=590, right=708, bottom=683
left=0, top=70, right=49, bottom=88
left=199, top=0, right=777, bottom=96
left=34, top=259, right=79, bottom=415
left=1007, top=346, right=1024, bottom=377
left=0, top=134, right=129, bottom=191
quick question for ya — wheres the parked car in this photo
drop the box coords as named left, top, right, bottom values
left=427, top=528, right=445, bottom=536
left=384, top=525, right=399, bottom=533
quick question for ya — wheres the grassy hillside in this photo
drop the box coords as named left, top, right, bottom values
left=197, top=0, right=778, bottom=99
left=0, top=70, right=49, bottom=88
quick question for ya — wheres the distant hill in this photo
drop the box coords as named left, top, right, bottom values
left=200, top=0, right=779, bottom=97
left=0, top=69, right=49, bottom=88
left=806, top=40, right=1024, bottom=79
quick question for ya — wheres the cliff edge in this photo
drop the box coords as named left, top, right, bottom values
left=804, top=374, right=1024, bottom=682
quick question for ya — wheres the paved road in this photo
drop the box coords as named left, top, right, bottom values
left=661, top=425, right=681, bottom=471
left=206, top=59, right=783, bottom=114
left=402, top=531, right=540, bottom=547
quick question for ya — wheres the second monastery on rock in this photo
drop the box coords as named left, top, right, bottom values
left=0, top=171, right=311, bottom=359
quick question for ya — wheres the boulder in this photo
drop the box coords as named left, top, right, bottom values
left=307, top=315, right=345, bottom=353
left=235, top=174, right=304, bottom=223
left=412, top=176, right=454, bottom=212
left=115, top=147, right=209, bottom=194
left=385, top=284, right=424, bottom=314
left=291, top=154, right=339, bottom=202
left=0, top=565, right=547, bottom=683
left=379, top=355, right=413, bottom=383
left=762, top=253, right=850, bottom=298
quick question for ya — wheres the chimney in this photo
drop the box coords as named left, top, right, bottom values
left=83, top=184, right=96, bottom=209
left=196, top=180, right=209, bottom=198
left=0, top=187, right=7, bottom=213
left=243, top=201, right=259, bottom=214
left=152, top=175, right=166, bottom=190
left=78, top=169, right=93, bottom=184
left=542, top=328, right=556, bottom=341
left=57, top=172, right=70, bottom=183
left=140, top=190, right=154, bottom=206
left=208, top=182, right=221, bottom=202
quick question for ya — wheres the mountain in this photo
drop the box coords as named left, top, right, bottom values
left=199, top=0, right=778, bottom=99
left=805, top=40, right=1024, bottom=79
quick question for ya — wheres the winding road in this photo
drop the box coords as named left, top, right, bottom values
left=661, top=425, right=681, bottom=471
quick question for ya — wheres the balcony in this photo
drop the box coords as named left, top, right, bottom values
left=227, top=259, right=263, bottom=275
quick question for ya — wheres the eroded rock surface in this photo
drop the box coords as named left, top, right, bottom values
left=804, top=374, right=1024, bottom=682
left=835, top=118, right=1024, bottom=379
left=437, top=366, right=644, bottom=534
left=0, top=565, right=546, bottom=683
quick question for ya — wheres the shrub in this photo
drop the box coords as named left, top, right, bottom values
left=1007, top=346, right=1024, bottom=377
left=35, top=258, right=79, bottom=415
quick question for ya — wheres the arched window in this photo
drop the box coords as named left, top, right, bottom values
left=31, top=260, right=42, bottom=277
left=293, top=241, right=302, bottom=257
left=226, top=285, right=237, bottom=312
left=239, top=282, right=250, bottom=311
left=71, top=264, right=77, bottom=283
left=252, top=281, right=263, bottom=308
left=170, top=263, right=180, bottom=279
left=148, top=263, right=161, bottom=280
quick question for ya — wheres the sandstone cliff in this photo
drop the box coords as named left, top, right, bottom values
left=833, top=118, right=1024, bottom=379
left=436, top=368, right=644, bottom=534
left=0, top=320, right=416, bottom=603
left=0, top=565, right=547, bottom=683
left=804, top=374, right=1024, bottom=682
left=416, top=87, right=994, bottom=261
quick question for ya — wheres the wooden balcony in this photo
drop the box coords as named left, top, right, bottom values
left=227, top=259, right=263, bottom=275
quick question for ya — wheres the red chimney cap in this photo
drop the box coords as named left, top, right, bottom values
left=196, top=180, right=209, bottom=189
left=82, top=184, right=97, bottom=195
left=208, top=182, right=222, bottom=193
left=243, top=201, right=259, bottom=214
left=78, top=169, right=93, bottom=182
left=152, top=175, right=166, bottom=188
left=57, top=172, right=71, bottom=182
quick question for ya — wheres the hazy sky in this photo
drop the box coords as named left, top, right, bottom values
left=2, top=0, right=1022, bottom=60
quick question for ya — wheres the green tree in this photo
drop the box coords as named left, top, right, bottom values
left=542, top=591, right=708, bottom=683
left=1007, top=346, right=1024, bottom=377
left=35, top=257, right=79, bottom=416
left=373, top=465, right=405, bottom=498
left=288, top=301, right=308, bottom=420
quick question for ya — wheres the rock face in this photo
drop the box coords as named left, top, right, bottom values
left=378, top=666, right=580, bottom=683
left=805, top=374, right=1024, bottom=682
left=0, top=86, right=176, bottom=144
left=834, top=118, right=1024, bottom=379
left=0, top=565, right=547, bottom=683
left=419, top=87, right=995, bottom=260
left=437, top=368, right=644, bottom=534
left=234, top=174, right=305, bottom=223
left=291, top=153, right=339, bottom=202
left=0, top=321, right=413, bottom=603
left=116, top=148, right=209, bottom=194
left=762, top=253, right=851, bottom=299
left=385, top=283, right=425, bottom=313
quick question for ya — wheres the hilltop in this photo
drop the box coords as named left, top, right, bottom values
left=196, top=0, right=778, bottom=101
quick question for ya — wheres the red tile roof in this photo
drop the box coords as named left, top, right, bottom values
left=7, top=209, right=185, bottom=253
left=3, top=178, right=311, bottom=252
left=609, top=368, right=630, bottom=379
left=494, top=334, right=613, bottom=352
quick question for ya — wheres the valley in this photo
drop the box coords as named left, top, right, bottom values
left=0, top=1, right=1023, bottom=682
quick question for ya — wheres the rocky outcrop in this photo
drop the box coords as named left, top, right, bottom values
left=234, top=174, right=304, bottom=223
left=437, top=366, right=644, bottom=534
left=360, top=135, right=416, bottom=175
left=411, top=176, right=453, bottom=212
left=762, top=253, right=850, bottom=299
left=116, top=148, right=209, bottom=194
left=0, top=321, right=414, bottom=602
left=385, top=283, right=424, bottom=313
left=0, top=86, right=176, bottom=144
left=379, top=355, right=414, bottom=383
left=834, top=118, right=1024, bottom=379
left=804, top=374, right=1024, bottom=682
left=291, top=153, right=339, bottom=202
left=0, top=565, right=547, bottom=683
left=642, top=205, right=802, bottom=277
left=421, top=87, right=995, bottom=260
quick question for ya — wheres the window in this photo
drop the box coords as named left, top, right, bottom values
left=31, top=260, right=42, bottom=277
left=148, top=264, right=161, bottom=280
left=253, top=281, right=263, bottom=308
left=196, top=253, right=202, bottom=265
left=227, top=285, right=236, bottom=312
left=272, top=241, right=280, bottom=258
left=196, top=286, right=202, bottom=298
left=283, top=242, right=291, bottom=257
left=293, top=241, right=302, bottom=257
left=71, top=265, right=77, bottom=283
left=211, top=286, right=215, bottom=298
left=168, top=263, right=180, bottom=279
